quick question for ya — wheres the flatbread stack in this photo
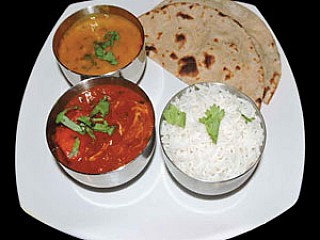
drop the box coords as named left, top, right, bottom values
left=139, top=0, right=281, bottom=107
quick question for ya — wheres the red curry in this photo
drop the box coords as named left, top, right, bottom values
left=52, top=83, right=154, bottom=174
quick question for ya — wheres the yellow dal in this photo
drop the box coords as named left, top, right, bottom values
left=58, top=13, right=143, bottom=75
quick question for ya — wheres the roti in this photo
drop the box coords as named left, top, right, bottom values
left=139, top=2, right=265, bottom=107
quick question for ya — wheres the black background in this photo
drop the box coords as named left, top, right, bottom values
left=8, top=0, right=309, bottom=239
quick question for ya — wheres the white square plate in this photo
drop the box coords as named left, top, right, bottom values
left=16, top=0, right=305, bottom=239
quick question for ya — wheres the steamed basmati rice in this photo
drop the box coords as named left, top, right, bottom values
left=160, top=83, right=265, bottom=181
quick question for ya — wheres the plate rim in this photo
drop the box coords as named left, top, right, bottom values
left=15, top=0, right=305, bottom=239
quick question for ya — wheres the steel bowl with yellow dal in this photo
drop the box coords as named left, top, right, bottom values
left=53, top=5, right=146, bottom=85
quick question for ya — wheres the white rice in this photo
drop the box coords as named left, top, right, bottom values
left=160, top=83, right=265, bottom=181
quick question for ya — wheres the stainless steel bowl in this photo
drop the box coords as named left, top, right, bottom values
left=159, top=82, right=267, bottom=196
left=52, top=5, right=146, bottom=85
left=46, top=77, right=156, bottom=188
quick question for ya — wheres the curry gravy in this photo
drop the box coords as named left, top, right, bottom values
left=53, top=83, right=154, bottom=174
left=58, top=13, right=143, bottom=75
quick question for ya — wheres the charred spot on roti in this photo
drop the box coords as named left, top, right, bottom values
left=223, top=66, right=234, bottom=80
left=189, top=4, right=195, bottom=10
left=258, top=66, right=264, bottom=82
left=178, top=56, right=199, bottom=77
left=203, top=52, right=215, bottom=69
left=160, top=4, right=169, bottom=10
left=256, top=98, right=262, bottom=108
left=176, top=12, right=194, bottom=19
left=262, top=86, right=270, bottom=100
left=175, top=33, right=186, bottom=42
left=232, top=18, right=243, bottom=28
left=263, top=72, right=279, bottom=103
left=170, top=52, right=178, bottom=60
left=216, top=9, right=227, bottom=17
left=269, top=72, right=280, bottom=85
left=215, top=9, right=243, bottom=28
left=146, top=45, right=157, bottom=56
left=157, top=32, right=163, bottom=40
left=175, top=33, right=186, bottom=48
left=228, top=42, right=239, bottom=52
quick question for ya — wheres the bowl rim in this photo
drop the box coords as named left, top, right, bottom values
left=52, top=4, right=145, bottom=78
left=46, top=76, right=156, bottom=176
left=159, top=82, right=267, bottom=185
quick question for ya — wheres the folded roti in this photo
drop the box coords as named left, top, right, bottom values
left=155, top=0, right=281, bottom=104
left=139, top=2, right=265, bottom=107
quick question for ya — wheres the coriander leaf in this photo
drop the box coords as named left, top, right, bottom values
left=103, top=31, right=120, bottom=46
left=92, top=117, right=104, bottom=122
left=94, top=44, right=105, bottom=58
left=241, top=114, right=255, bottom=124
left=93, top=120, right=115, bottom=136
left=60, top=116, right=84, bottom=134
left=78, top=116, right=96, bottom=140
left=163, top=104, right=186, bottom=128
left=55, top=109, right=68, bottom=124
left=85, top=127, right=96, bottom=140
left=77, top=115, right=93, bottom=127
left=90, top=96, right=109, bottom=117
left=68, top=137, right=80, bottom=158
left=93, top=31, right=119, bottom=65
left=92, top=122, right=108, bottom=132
left=103, top=51, right=118, bottom=65
left=55, top=108, right=85, bottom=135
left=105, top=126, right=115, bottom=136
left=199, top=104, right=225, bottom=144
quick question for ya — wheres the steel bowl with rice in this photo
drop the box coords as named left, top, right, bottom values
left=159, top=82, right=267, bottom=196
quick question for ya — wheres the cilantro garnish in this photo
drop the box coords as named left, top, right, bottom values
left=163, top=104, right=186, bottom=128
left=55, top=96, right=116, bottom=156
left=68, top=137, right=80, bottom=158
left=93, top=31, right=119, bottom=65
left=55, top=107, right=85, bottom=135
left=199, top=104, right=225, bottom=144
left=241, top=113, right=255, bottom=124
left=90, top=96, right=109, bottom=117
